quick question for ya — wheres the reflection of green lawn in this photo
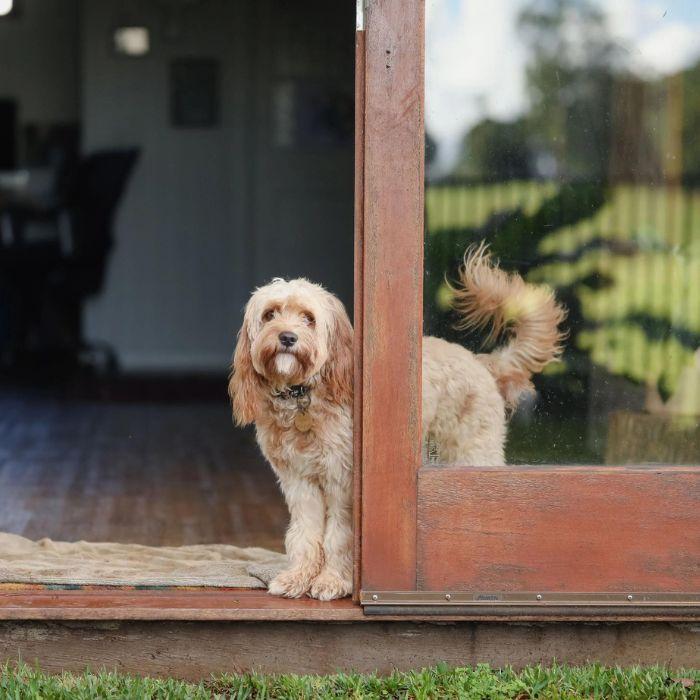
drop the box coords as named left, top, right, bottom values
left=427, top=181, right=700, bottom=400
left=506, top=413, right=601, bottom=465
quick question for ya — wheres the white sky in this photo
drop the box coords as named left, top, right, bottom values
left=426, top=0, right=700, bottom=174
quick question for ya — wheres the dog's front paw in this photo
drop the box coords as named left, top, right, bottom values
left=268, top=567, right=316, bottom=598
left=308, top=570, right=352, bottom=601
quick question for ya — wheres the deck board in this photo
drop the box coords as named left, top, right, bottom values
left=0, top=588, right=364, bottom=620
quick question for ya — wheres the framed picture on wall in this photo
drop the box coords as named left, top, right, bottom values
left=169, top=58, right=220, bottom=128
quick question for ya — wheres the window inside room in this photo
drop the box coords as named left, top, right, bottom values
left=0, top=0, right=353, bottom=581
left=424, top=0, right=700, bottom=465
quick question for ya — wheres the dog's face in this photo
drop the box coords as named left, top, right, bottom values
left=229, top=278, right=353, bottom=425
left=245, top=278, right=334, bottom=386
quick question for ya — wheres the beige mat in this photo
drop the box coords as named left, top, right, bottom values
left=0, top=532, right=286, bottom=588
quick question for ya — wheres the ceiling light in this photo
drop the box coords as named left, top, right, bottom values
left=113, top=26, right=150, bottom=57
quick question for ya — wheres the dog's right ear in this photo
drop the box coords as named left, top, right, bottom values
left=228, top=320, right=260, bottom=426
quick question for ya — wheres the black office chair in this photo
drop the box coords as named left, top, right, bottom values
left=0, top=148, right=140, bottom=375
left=0, top=100, right=18, bottom=170
left=59, top=149, right=141, bottom=295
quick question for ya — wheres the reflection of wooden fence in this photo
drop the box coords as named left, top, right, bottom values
left=425, top=180, right=700, bottom=409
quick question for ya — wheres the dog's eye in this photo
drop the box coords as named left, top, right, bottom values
left=262, top=309, right=275, bottom=322
left=302, top=312, right=315, bottom=325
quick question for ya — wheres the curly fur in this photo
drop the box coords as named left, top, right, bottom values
left=450, top=243, right=566, bottom=410
left=229, top=278, right=353, bottom=601
left=230, top=249, right=566, bottom=600
left=424, top=245, right=566, bottom=464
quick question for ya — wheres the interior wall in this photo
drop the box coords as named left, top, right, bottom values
left=249, top=0, right=355, bottom=311
left=81, top=0, right=253, bottom=371
left=0, top=0, right=80, bottom=125
left=82, top=0, right=355, bottom=372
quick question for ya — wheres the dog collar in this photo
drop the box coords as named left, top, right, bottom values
left=272, top=384, right=313, bottom=432
left=271, top=384, right=311, bottom=401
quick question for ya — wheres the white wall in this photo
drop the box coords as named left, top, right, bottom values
left=0, top=0, right=79, bottom=124
left=249, top=0, right=355, bottom=311
left=82, top=0, right=354, bottom=372
left=82, top=0, right=255, bottom=371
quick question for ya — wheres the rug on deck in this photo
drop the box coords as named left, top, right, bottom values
left=0, top=532, right=286, bottom=588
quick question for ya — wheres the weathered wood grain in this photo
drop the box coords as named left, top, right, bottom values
left=353, top=28, right=366, bottom=603
left=418, top=466, right=700, bottom=592
left=0, top=589, right=363, bottom=621
left=360, top=0, right=424, bottom=591
left=2, top=621, right=698, bottom=678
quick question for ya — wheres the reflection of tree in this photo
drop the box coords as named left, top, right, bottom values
left=454, top=119, right=531, bottom=180
left=427, top=0, right=619, bottom=395
left=426, top=0, right=700, bottom=462
left=681, top=60, right=700, bottom=185
left=425, top=131, right=438, bottom=177
left=615, top=59, right=700, bottom=185
left=426, top=0, right=700, bottom=417
left=518, top=0, right=618, bottom=180
left=424, top=182, right=607, bottom=404
left=426, top=179, right=700, bottom=422
left=455, top=0, right=700, bottom=185
left=452, top=0, right=618, bottom=181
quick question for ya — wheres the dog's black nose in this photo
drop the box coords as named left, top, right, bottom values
left=279, top=331, right=298, bottom=348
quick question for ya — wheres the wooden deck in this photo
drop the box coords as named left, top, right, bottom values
left=0, top=588, right=364, bottom=621
left=0, top=391, right=287, bottom=549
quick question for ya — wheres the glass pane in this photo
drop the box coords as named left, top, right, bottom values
left=425, top=0, right=700, bottom=465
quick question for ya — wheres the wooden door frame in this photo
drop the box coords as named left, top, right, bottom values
left=355, top=0, right=424, bottom=594
left=355, top=0, right=700, bottom=616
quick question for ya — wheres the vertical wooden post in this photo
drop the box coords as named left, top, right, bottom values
left=360, top=0, right=424, bottom=591
left=352, top=26, right=366, bottom=603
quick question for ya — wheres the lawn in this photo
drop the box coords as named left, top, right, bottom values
left=2, top=663, right=698, bottom=699
left=426, top=180, right=700, bottom=400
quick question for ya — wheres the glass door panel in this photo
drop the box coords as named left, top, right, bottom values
left=424, top=0, right=700, bottom=466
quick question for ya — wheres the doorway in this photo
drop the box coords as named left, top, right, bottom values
left=0, top=0, right=354, bottom=556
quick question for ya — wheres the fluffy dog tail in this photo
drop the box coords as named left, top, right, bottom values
left=449, top=243, right=567, bottom=411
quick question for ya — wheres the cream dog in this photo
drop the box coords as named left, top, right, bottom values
left=229, top=246, right=565, bottom=600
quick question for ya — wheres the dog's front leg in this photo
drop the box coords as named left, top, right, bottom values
left=309, top=465, right=353, bottom=601
left=268, top=473, right=325, bottom=598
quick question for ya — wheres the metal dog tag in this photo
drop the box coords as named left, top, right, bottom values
left=294, top=411, right=313, bottom=432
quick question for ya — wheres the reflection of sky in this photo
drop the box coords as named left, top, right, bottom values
left=427, top=0, right=700, bottom=175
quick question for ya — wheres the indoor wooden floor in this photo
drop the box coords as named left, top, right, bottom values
left=0, top=391, right=287, bottom=549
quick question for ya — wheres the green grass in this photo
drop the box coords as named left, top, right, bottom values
left=1, top=662, right=698, bottom=699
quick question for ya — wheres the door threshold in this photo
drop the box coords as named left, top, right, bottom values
left=6, top=588, right=692, bottom=622
left=0, top=588, right=364, bottom=621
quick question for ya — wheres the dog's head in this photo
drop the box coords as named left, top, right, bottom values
left=229, top=278, right=353, bottom=425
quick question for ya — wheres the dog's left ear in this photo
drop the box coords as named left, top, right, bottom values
left=321, top=294, right=354, bottom=406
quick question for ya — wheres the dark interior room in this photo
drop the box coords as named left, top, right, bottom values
left=0, top=0, right=355, bottom=551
